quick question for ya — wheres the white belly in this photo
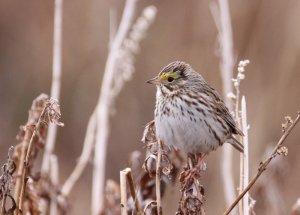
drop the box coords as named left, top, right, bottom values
left=155, top=96, right=227, bottom=154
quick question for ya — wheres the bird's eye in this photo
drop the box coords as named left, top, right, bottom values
left=167, top=77, right=174, bottom=82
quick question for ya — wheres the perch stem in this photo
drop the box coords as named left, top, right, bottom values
left=156, top=140, right=163, bottom=215
left=224, top=112, right=300, bottom=215
left=241, top=97, right=250, bottom=215
left=61, top=109, right=97, bottom=196
left=41, top=0, right=63, bottom=175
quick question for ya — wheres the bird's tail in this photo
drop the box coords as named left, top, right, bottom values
left=229, top=136, right=244, bottom=153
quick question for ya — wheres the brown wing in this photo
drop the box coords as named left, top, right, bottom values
left=215, top=100, right=244, bottom=136
left=202, top=82, right=244, bottom=136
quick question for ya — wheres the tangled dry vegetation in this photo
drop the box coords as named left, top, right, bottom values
left=0, top=91, right=299, bottom=215
left=0, top=94, right=66, bottom=215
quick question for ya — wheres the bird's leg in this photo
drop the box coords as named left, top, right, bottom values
left=187, top=153, right=207, bottom=177
left=195, top=153, right=207, bottom=172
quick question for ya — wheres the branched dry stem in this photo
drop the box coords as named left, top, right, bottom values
left=224, top=112, right=300, bottom=215
left=92, top=2, right=157, bottom=213
left=13, top=95, right=63, bottom=215
left=17, top=109, right=47, bottom=213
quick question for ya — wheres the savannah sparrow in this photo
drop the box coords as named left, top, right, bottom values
left=147, top=61, right=243, bottom=154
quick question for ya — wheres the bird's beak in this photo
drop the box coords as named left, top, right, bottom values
left=146, top=76, right=161, bottom=85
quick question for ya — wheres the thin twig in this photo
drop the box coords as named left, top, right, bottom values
left=109, top=8, right=117, bottom=49
left=235, top=69, right=242, bottom=215
left=210, top=0, right=237, bottom=211
left=156, top=140, right=163, bottom=215
left=125, top=169, right=142, bottom=214
left=224, top=112, right=300, bottom=215
left=13, top=97, right=63, bottom=215
left=92, top=3, right=156, bottom=214
left=119, top=168, right=142, bottom=214
left=92, top=0, right=138, bottom=214
left=61, top=109, right=97, bottom=196
left=41, top=0, right=64, bottom=175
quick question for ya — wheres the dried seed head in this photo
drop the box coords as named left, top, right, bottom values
left=227, top=92, right=236, bottom=100
left=277, top=146, right=288, bottom=156
left=282, top=115, right=293, bottom=132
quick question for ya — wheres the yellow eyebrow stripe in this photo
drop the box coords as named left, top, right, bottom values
left=159, top=73, right=178, bottom=81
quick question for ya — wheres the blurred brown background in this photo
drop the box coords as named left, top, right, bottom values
left=0, top=0, right=299, bottom=214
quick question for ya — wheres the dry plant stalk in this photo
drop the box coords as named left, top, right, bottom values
left=92, top=1, right=139, bottom=212
left=42, top=0, right=64, bottom=176
left=224, top=112, right=300, bottom=215
left=241, top=97, right=250, bottom=215
left=228, top=59, right=250, bottom=214
left=12, top=94, right=64, bottom=215
left=142, top=121, right=176, bottom=214
left=13, top=94, right=49, bottom=215
left=120, top=169, right=128, bottom=215
left=92, top=1, right=157, bottom=214
left=120, top=168, right=142, bottom=214
left=61, top=109, right=97, bottom=197
left=155, top=140, right=163, bottom=215
left=97, top=120, right=176, bottom=214
left=210, top=0, right=237, bottom=211
left=49, top=155, right=59, bottom=215
left=103, top=147, right=174, bottom=214
left=251, top=145, right=287, bottom=214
